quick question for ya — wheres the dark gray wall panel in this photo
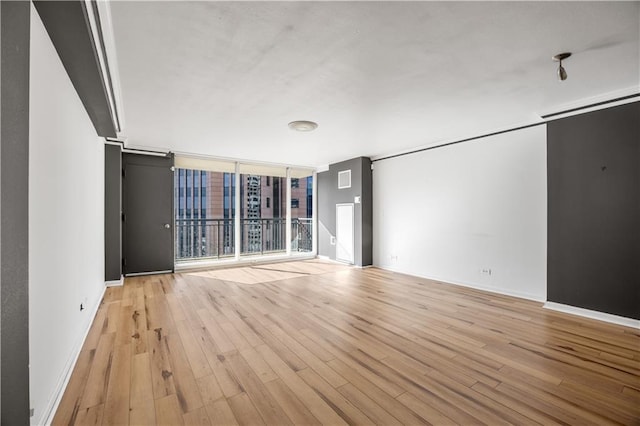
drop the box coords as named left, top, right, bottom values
left=360, top=157, right=373, bottom=266
left=1, top=1, right=31, bottom=423
left=33, top=0, right=116, bottom=137
left=317, top=157, right=372, bottom=266
left=105, top=144, right=122, bottom=281
left=547, top=101, right=640, bottom=319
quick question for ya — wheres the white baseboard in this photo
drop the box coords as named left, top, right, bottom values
left=317, top=255, right=357, bottom=267
left=40, top=286, right=107, bottom=426
left=375, top=265, right=545, bottom=302
left=543, top=302, right=640, bottom=329
left=105, top=275, right=124, bottom=287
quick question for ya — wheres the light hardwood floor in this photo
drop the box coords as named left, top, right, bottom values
left=53, top=260, right=640, bottom=425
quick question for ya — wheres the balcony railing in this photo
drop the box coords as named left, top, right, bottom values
left=175, top=218, right=312, bottom=261
left=175, top=218, right=235, bottom=260
left=292, top=218, right=312, bottom=253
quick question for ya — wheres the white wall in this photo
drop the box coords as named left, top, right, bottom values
left=29, top=6, right=105, bottom=425
left=373, top=125, right=547, bottom=301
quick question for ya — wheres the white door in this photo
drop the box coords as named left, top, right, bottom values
left=336, top=203, right=354, bottom=264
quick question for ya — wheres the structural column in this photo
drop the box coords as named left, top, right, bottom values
left=234, top=162, right=241, bottom=260
left=285, top=168, right=292, bottom=255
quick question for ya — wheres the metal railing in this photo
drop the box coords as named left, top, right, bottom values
left=292, top=218, right=313, bottom=253
left=175, top=218, right=312, bottom=261
left=175, top=218, right=235, bottom=260
left=240, top=218, right=286, bottom=255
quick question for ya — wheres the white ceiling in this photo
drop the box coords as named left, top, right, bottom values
left=108, top=1, right=640, bottom=168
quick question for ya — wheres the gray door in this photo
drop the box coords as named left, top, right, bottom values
left=123, top=153, right=174, bottom=275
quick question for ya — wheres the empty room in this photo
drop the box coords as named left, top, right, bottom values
left=1, top=1, right=639, bottom=425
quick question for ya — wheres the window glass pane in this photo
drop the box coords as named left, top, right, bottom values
left=174, top=168, right=235, bottom=260
left=290, top=170, right=313, bottom=253
left=175, top=164, right=314, bottom=261
left=240, top=174, right=286, bottom=255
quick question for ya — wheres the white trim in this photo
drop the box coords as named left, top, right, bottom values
left=121, top=148, right=168, bottom=157
left=312, top=170, right=318, bottom=255
left=95, top=1, right=126, bottom=134
left=41, top=285, right=107, bottom=426
left=125, top=270, right=172, bottom=277
left=543, top=302, right=640, bottom=329
left=105, top=275, right=124, bottom=287
left=315, top=255, right=355, bottom=266
left=286, top=168, right=292, bottom=256
left=83, top=0, right=120, bottom=132
left=234, top=161, right=241, bottom=261
left=104, top=140, right=123, bottom=149
left=375, top=265, right=544, bottom=302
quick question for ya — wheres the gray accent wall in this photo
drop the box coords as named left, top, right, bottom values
left=105, top=144, right=122, bottom=281
left=317, top=157, right=372, bottom=267
left=547, top=101, right=640, bottom=320
left=1, top=1, right=31, bottom=424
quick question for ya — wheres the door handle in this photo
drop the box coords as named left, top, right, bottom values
left=164, top=223, right=171, bottom=229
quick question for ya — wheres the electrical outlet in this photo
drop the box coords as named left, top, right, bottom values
left=481, top=268, right=492, bottom=275
left=390, top=255, right=398, bottom=262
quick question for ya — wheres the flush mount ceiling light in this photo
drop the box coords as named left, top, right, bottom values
left=552, top=52, right=572, bottom=81
left=288, top=120, right=318, bottom=132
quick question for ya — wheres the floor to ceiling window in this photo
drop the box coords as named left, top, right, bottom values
left=174, top=157, right=315, bottom=264
left=174, top=157, right=236, bottom=260
left=290, top=169, right=313, bottom=253
left=239, top=164, right=287, bottom=255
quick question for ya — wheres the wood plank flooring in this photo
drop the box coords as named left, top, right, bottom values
left=53, top=260, right=640, bottom=425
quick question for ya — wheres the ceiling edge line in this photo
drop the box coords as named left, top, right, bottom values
left=541, top=92, right=640, bottom=120
left=373, top=94, right=639, bottom=164
left=371, top=122, right=545, bottom=163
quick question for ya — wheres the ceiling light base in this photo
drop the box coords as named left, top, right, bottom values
left=288, top=120, right=318, bottom=132
left=552, top=52, right=572, bottom=62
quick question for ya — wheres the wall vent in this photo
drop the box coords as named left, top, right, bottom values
left=338, top=170, right=351, bottom=189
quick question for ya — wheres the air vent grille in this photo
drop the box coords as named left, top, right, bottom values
left=338, top=170, right=351, bottom=189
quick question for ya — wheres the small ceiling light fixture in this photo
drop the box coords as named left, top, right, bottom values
left=288, top=120, right=318, bottom=132
left=552, top=52, right=572, bottom=81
